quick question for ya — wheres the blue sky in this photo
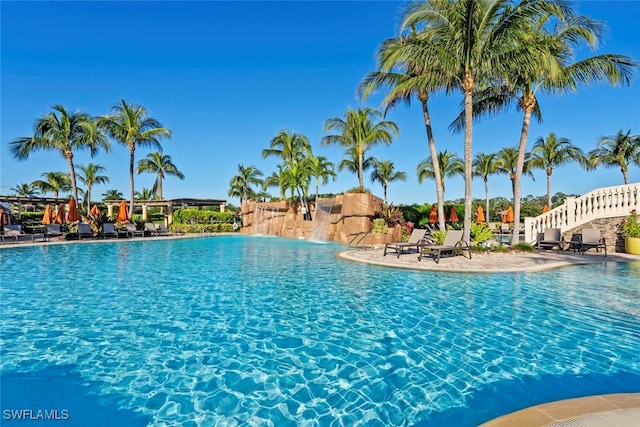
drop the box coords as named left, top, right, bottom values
left=2, top=1, right=639, bottom=207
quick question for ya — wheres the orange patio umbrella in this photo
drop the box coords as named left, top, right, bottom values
left=543, top=204, right=550, bottom=213
left=42, top=205, right=52, bottom=225
left=0, top=207, right=6, bottom=225
left=476, top=206, right=485, bottom=223
left=448, top=206, right=459, bottom=223
left=429, top=205, right=438, bottom=224
left=506, top=205, right=514, bottom=223
left=55, top=204, right=66, bottom=224
left=116, top=200, right=129, bottom=222
left=90, top=204, right=100, bottom=216
left=67, top=198, right=80, bottom=222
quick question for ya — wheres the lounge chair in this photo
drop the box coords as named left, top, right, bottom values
left=44, top=224, right=63, bottom=241
left=383, top=228, right=427, bottom=258
left=578, top=228, right=607, bottom=256
left=145, top=223, right=159, bottom=236
left=102, top=223, right=118, bottom=239
left=536, top=228, right=564, bottom=253
left=156, top=223, right=171, bottom=235
left=418, top=229, right=472, bottom=263
left=125, top=223, right=144, bottom=238
left=77, top=223, right=95, bottom=240
left=1, top=225, right=43, bottom=244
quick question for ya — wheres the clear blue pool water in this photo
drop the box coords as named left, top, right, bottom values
left=1, top=235, right=639, bottom=426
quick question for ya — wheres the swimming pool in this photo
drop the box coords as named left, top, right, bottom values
left=1, top=236, right=639, bottom=426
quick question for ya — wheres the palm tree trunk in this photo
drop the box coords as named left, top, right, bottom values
left=87, top=185, right=92, bottom=213
left=419, top=93, right=446, bottom=230
left=383, top=185, right=388, bottom=205
left=157, top=172, right=163, bottom=200
left=484, top=178, right=489, bottom=223
left=462, top=87, right=474, bottom=243
left=512, top=105, right=534, bottom=246
left=547, top=170, right=552, bottom=208
left=129, top=148, right=135, bottom=221
left=622, top=167, right=629, bottom=185
left=357, top=148, right=364, bottom=191
left=66, top=153, right=78, bottom=204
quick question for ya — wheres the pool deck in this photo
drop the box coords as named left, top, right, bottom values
left=337, top=245, right=640, bottom=273
left=3, top=235, right=640, bottom=425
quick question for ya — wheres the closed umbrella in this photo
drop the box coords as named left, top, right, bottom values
left=476, top=206, right=485, bottom=223
left=506, top=205, right=514, bottom=223
left=67, top=198, right=80, bottom=222
left=543, top=205, right=550, bottom=213
left=90, top=204, right=100, bottom=216
left=429, top=205, right=437, bottom=224
left=55, top=204, right=66, bottom=224
left=42, top=205, right=52, bottom=225
left=0, top=207, right=6, bottom=225
left=116, top=200, right=129, bottom=222
left=448, top=206, right=459, bottom=223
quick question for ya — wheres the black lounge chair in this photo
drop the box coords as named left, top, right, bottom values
left=536, top=228, right=564, bottom=253
left=78, top=223, right=95, bottom=240
left=418, top=229, right=472, bottom=263
left=384, top=228, right=427, bottom=258
left=125, top=223, right=144, bottom=238
left=578, top=228, right=607, bottom=256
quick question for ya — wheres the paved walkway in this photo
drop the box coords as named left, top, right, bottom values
left=338, top=246, right=640, bottom=273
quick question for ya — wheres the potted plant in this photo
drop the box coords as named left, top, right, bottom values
left=621, top=210, right=640, bottom=255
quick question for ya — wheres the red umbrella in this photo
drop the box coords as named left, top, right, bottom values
left=116, top=200, right=129, bottom=222
left=476, top=206, right=485, bottom=223
left=42, top=205, right=52, bottom=225
left=67, top=198, right=80, bottom=222
left=429, top=205, right=437, bottom=224
left=90, top=204, right=100, bottom=216
left=448, top=206, right=459, bottom=223
left=55, top=204, right=66, bottom=224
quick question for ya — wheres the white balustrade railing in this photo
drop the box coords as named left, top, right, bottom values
left=523, top=183, right=640, bottom=243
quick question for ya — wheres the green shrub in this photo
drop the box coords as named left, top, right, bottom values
left=173, top=208, right=236, bottom=225
left=430, top=229, right=447, bottom=245
left=511, top=243, right=535, bottom=252
left=372, top=218, right=388, bottom=233
left=492, top=244, right=509, bottom=253
left=470, top=223, right=494, bottom=244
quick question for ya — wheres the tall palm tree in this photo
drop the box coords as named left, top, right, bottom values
left=136, top=151, right=185, bottom=200
left=417, top=150, right=464, bottom=196
left=370, top=160, right=407, bottom=205
left=322, top=107, right=398, bottom=192
left=402, top=0, right=572, bottom=243
left=473, top=153, right=503, bottom=222
left=9, top=105, right=110, bottom=203
left=31, top=171, right=71, bottom=199
left=77, top=163, right=110, bottom=212
left=496, top=147, right=535, bottom=204
left=102, top=189, right=124, bottom=201
left=360, top=31, right=449, bottom=229
left=588, top=129, right=640, bottom=185
left=11, top=183, right=39, bottom=197
left=97, top=99, right=172, bottom=220
left=528, top=133, right=588, bottom=208
left=228, top=164, right=264, bottom=204
left=337, top=146, right=376, bottom=187
left=134, top=188, right=155, bottom=201
left=306, top=155, right=337, bottom=202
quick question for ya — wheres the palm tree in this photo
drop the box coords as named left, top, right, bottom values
left=262, top=131, right=311, bottom=169
left=322, top=107, right=398, bottom=192
left=588, top=129, right=640, bottom=185
left=134, top=188, right=155, bottom=201
left=11, top=183, right=39, bottom=197
left=360, top=29, right=449, bottom=229
left=102, top=189, right=124, bottom=201
left=228, top=164, right=264, bottom=204
left=402, top=0, right=573, bottom=243
left=370, top=160, right=406, bottom=205
left=337, top=146, right=376, bottom=187
left=97, top=99, right=172, bottom=220
left=528, top=133, right=588, bottom=208
left=263, top=166, right=288, bottom=201
left=136, top=151, right=185, bottom=200
left=77, top=163, right=110, bottom=212
left=31, top=171, right=71, bottom=199
left=496, top=147, right=535, bottom=203
left=417, top=150, right=463, bottom=196
left=473, top=153, right=503, bottom=222
left=9, top=105, right=110, bottom=203
left=306, top=155, right=337, bottom=202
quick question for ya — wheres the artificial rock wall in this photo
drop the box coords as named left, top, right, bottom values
left=240, top=193, right=401, bottom=245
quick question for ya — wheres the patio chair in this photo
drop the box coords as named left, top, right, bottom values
left=579, top=228, right=607, bottom=257
left=418, top=229, right=472, bottom=263
left=44, top=224, right=64, bottom=241
left=1, top=225, right=43, bottom=244
left=78, top=223, right=95, bottom=240
left=125, top=223, right=144, bottom=238
left=156, top=223, right=171, bottom=235
left=145, top=223, right=159, bottom=236
left=536, top=228, right=564, bottom=253
left=102, top=223, right=118, bottom=239
left=383, top=228, right=427, bottom=258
